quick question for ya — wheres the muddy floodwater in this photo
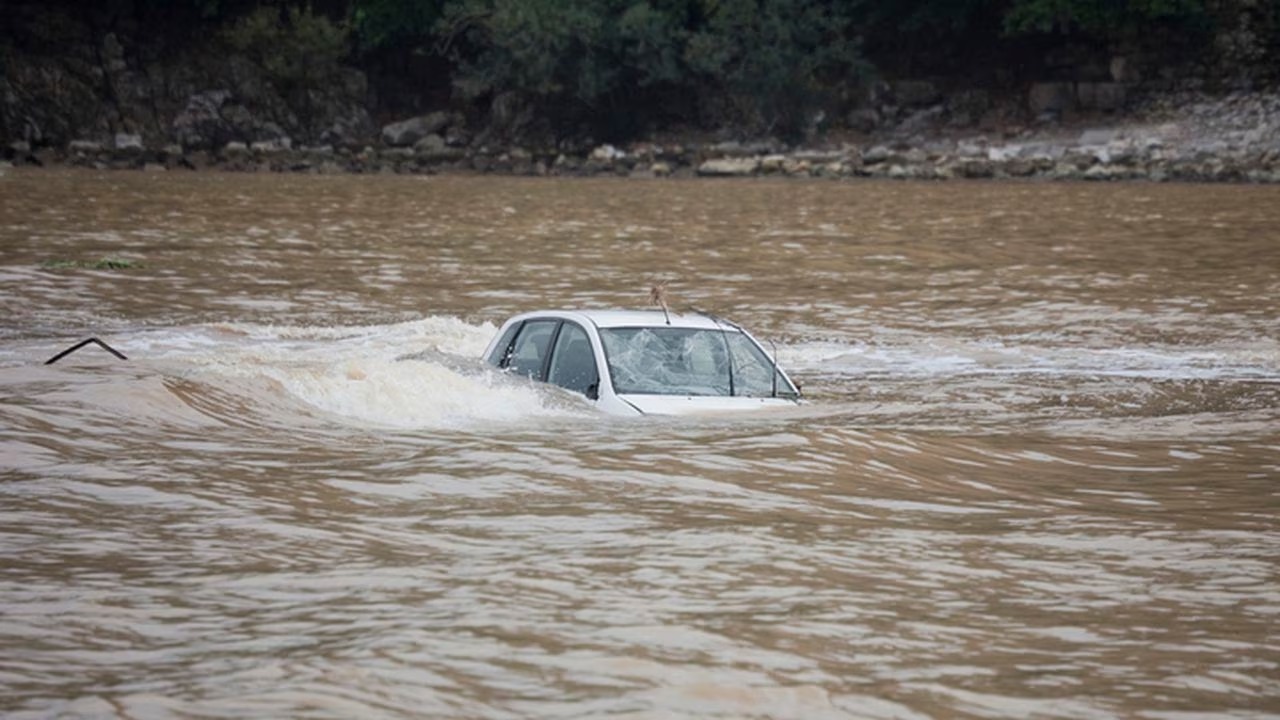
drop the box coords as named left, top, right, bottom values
left=1, top=169, right=1278, bottom=719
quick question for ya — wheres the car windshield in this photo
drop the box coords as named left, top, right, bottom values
left=598, top=327, right=797, bottom=398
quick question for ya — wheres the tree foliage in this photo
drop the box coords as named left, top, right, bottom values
left=1003, top=0, right=1207, bottom=37
left=431, top=0, right=865, bottom=139
left=9, top=0, right=1272, bottom=143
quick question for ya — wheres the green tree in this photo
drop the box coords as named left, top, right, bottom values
left=1003, top=0, right=1206, bottom=36
left=683, top=0, right=866, bottom=136
left=352, top=0, right=446, bottom=51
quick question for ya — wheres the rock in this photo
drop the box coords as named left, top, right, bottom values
left=1084, top=164, right=1120, bottom=181
left=793, top=149, right=848, bottom=163
left=896, top=106, right=944, bottom=136
left=1003, top=157, right=1042, bottom=177
left=709, top=140, right=774, bottom=157
left=589, top=144, right=624, bottom=162
left=650, top=161, right=672, bottom=177
left=1105, top=139, right=1139, bottom=165
left=414, top=133, right=447, bottom=154
left=1062, top=149, right=1099, bottom=169
left=782, top=158, right=812, bottom=176
left=68, top=139, right=103, bottom=154
left=948, top=90, right=990, bottom=127
left=381, top=112, right=450, bottom=147
left=760, top=154, right=788, bottom=173
left=1110, top=56, right=1140, bottom=84
left=1029, top=82, right=1073, bottom=115
left=1050, top=161, right=1083, bottom=180
left=223, top=141, right=248, bottom=156
left=697, top=157, right=760, bottom=176
left=322, top=113, right=375, bottom=148
left=814, top=161, right=848, bottom=178
left=114, top=132, right=143, bottom=153
left=173, top=90, right=233, bottom=150
left=143, top=162, right=166, bottom=172
left=9, top=140, right=31, bottom=156
left=251, top=137, right=291, bottom=154
left=1077, top=82, right=1127, bottom=112
left=893, top=80, right=941, bottom=108
left=1079, top=128, right=1117, bottom=145
left=847, top=108, right=880, bottom=133
left=954, top=158, right=995, bottom=178
left=862, top=144, right=891, bottom=164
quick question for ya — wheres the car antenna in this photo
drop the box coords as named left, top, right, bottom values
left=768, top=337, right=779, bottom=398
left=649, top=281, right=672, bottom=325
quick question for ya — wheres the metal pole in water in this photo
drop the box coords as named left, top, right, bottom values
left=44, top=338, right=128, bottom=365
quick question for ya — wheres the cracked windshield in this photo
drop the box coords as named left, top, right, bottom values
left=3, top=1, right=1279, bottom=719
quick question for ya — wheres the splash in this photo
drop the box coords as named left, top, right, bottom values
left=18, top=316, right=592, bottom=431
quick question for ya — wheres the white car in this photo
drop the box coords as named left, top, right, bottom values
left=482, top=309, right=802, bottom=416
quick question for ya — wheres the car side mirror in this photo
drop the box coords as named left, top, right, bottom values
left=586, top=381, right=599, bottom=401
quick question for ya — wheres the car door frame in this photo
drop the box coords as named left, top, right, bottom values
left=490, top=315, right=601, bottom=400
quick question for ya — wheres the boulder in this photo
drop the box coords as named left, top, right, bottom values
left=1078, top=128, right=1117, bottom=145
left=953, top=158, right=995, bottom=178
left=697, top=157, right=760, bottom=176
left=589, top=144, right=625, bottom=162
left=862, top=144, right=891, bottom=164
left=381, top=112, right=450, bottom=147
left=414, top=133, right=447, bottom=155
left=847, top=108, right=880, bottom=133
left=710, top=140, right=774, bottom=157
left=1028, top=82, right=1073, bottom=115
left=1110, top=56, right=1141, bottom=84
left=782, top=158, right=812, bottom=176
left=173, top=90, right=233, bottom=150
left=114, top=133, right=142, bottom=153
left=893, top=80, right=941, bottom=108
left=1084, top=164, right=1121, bottom=181
left=760, top=154, right=788, bottom=173
left=947, top=90, right=990, bottom=127
left=68, top=139, right=103, bottom=154
left=251, top=137, right=291, bottom=154
left=1077, top=82, right=1127, bottom=112
left=793, top=149, right=848, bottom=163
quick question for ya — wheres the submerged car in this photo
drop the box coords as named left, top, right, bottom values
left=482, top=309, right=802, bottom=416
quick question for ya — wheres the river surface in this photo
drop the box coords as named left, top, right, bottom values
left=1, top=169, right=1278, bottom=719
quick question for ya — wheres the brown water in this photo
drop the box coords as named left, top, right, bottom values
left=1, top=169, right=1278, bottom=719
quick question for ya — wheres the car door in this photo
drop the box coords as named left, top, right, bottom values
left=505, top=319, right=559, bottom=380
left=546, top=321, right=599, bottom=399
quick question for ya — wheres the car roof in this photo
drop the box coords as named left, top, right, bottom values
left=511, top=309, right=737, bottom=330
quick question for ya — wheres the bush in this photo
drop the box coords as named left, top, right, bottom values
left=220, top=6, right=350, bottom=101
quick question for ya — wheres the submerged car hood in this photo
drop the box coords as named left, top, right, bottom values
left=616, top=394, right=801, bottom=416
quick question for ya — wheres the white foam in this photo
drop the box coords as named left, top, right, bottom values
left=104, top=316, right=587, bottom=430
left=259, top=356, right=580, bottom=429
left=779, top=332, right=1280, bottom=382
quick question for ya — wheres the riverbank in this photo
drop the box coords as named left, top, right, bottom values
left=5, top=88, right=1279, bottom=183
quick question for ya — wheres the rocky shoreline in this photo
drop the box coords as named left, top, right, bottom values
left=6, top=90, right=1279, bottom=183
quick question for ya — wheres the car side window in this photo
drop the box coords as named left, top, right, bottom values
left=547, top=323, right=598, bottom=398
left=507, top=320, right=558, bottom=380
left=487, top=323, right=522, bottom=366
